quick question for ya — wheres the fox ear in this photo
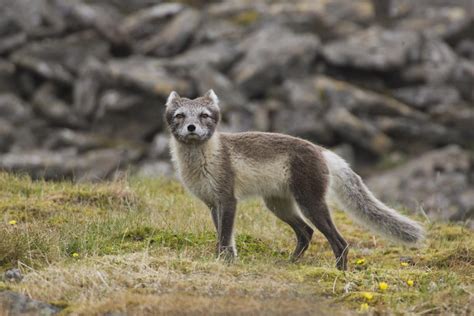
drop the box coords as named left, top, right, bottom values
left=204, top=89, right=219, bottom=105
left=166, top=91, right=180, bottom=107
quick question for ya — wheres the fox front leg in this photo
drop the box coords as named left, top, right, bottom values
left=216, top=198, right=237, bottom=262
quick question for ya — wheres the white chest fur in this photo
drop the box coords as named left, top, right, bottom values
left=170, top=137, right=222, bottom=202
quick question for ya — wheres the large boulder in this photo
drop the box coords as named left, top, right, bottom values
left=231, top=25, right=320, bottom=97
left=322, top=27, right=420, bottom=71
left=368, top=145, right=474, bottom=223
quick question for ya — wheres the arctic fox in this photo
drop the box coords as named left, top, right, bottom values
left=165, top=90, right=424, bottom=270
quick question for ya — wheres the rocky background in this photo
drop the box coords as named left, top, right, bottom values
left=0, top=0, right=473, bottom=226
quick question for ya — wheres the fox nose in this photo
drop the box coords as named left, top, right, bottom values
left=187, top=124, right=196, bottom=132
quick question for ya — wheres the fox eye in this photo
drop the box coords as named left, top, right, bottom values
left=200, top=113, right=209, bottom=119
left=175, top=113, right=185, bottom=119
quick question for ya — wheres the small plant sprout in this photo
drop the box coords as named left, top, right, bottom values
left=407, top=279, right=414, bottom=287
left=359, top=303, right=369, bottom=312
left=378, top=282, right=388, bottom=291
left=362, top=292, right=374, bottom=301
left=8, top=220, right=17, bottom=226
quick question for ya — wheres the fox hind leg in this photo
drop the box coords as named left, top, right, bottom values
left=264, top=196, right=314, bottom=261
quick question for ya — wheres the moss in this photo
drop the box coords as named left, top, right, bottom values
left=231, top=10, right=260, bottom=26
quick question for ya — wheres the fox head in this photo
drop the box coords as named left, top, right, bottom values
left=165, top=90, right=220, bottom=144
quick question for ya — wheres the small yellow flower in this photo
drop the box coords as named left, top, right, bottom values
left=362, top=292, right=374, bottom=301
left=360, top=303, right=369, bottom=312
left=8, top=220, right=17, bottom=225
left=72, top=253, right=79, bottom=258
left=407, top=279, right=414, bottom=287
left=356, top=258, right=366, bottom=265
left=378, top=282, right=389, bottom=291
left=400, top=262, right=409, bottom=267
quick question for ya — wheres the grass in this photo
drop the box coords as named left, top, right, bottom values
left=0, top=172, right=472, bottom=315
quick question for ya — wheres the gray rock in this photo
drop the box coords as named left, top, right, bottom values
left=368, top=145, right=474, bottom=223
left=120, top=3, right=184, bottom=44
left=314, top=76, right=424, bottom=119
left=450, top=59, right=474, bottom=102
left=57, top=1, right=125, bottom=46
left=322, top=27, right=420, bottom=71
left=0, top=291, right=60, bottom=316
left=138, top=9, right=202, bottom=57
left=456, top=39, right=474, bottom=60
left=393, top=85, right=461, bottom=111
left=401, top=38, right=458, bottom=84
left=0, top=15, right=27, bottom=54
left=149, top=134, right=170, bottom=160
left=4, top=268, right=23, bottom=282
left=0, top=60, right=16, bottom=94
left=0, top=93, right=32, bottom=124
left=10, top=31, right=110, bottom=84
left=190, top=65, right=247, bottom=113
left=326, top=107, right=392, bottom=155
left=170, top=42, right=242, bottom=72
left=374, top=116, right=461, bottom=147
left=429, top=103, right=474, bottom=142
left=0, top=148, right=141, bottom=181
left=33, top=83, right=84, bottom=128
left=0, top=118, right=14, bottom=152
left=0, top=0, right=66, bottom=38
left=231, top=25, right=320, bottom=97
left=135, top=160, right=174, bottom=178
left=44, top=129, right=111, bottom=152
left=396, top=6, right=472, bottom=41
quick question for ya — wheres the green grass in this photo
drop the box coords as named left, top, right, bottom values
left=0, top=172, right=472, bottom=315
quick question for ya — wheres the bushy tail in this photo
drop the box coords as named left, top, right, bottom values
left=323, top=150, right=425, bottom=245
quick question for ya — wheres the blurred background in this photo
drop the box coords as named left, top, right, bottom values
left=0, top=0, right=473, bottom=226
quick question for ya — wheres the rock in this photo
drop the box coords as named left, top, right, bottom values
left=374, top=116, right=461, bottom=147
left=73, top=57, right=194, bottom=140
left=429, top=103, right=474, bottom=143
left=103, top=57, right=194, bottom=97
left=456, top=39, right=474, bottom=60
left=0, top=0, right=66, bottom=38
left=393, top=85, right=461, bottom=111
left=396, top=6, right=472, bottom=41
left=0, top=93, right=32, bottom=124
left=326, top=107, right=392, bottom=155
left=190, top=65, right=247, bottom=113
left=44, top=129, right=111, bottom=152
left=57, top=1, right=125, bottom=46
left=0, top=60, right=16, bottom=93
left=33, top=83, right=85, bottom=128
left=322, top=27, right=420, bottom=71
left=170, top=42, right=242, bottom=72
left=0, top=291, right=61, bottom=316
left=450, top=59, right=474, bottom=101
left=138, top=9, right=202, bottom=57
left=120, top=3, right=184, bottom=44
left=0, top=118, right=14, bottom=152
left=4, top=268, right=23, bottom=282
left=135, top=160, right=174, bottom=178
left=231, top=25, right=320, bottom=97
left=368, top=145, right=474, bottom=223
left=0, top=15, right=27, bottom=54
left=148, top=134, right=170, bottom=160
left=400, top=38, right=458, bottom=84
left=313, top=76, right=424, bottom=119
left=10, top=31, right=110, bottom=84
left=267, top=0, right=364, bottom=40
left=0, top=148, right=142, bottom=181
